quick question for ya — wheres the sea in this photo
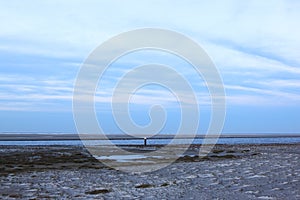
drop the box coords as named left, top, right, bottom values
left=0, top=136, right=300, bottom=146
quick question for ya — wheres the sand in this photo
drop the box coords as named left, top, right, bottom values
left=0, top=144, right=299, bottom=199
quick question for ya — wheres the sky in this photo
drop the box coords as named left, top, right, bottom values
left=0, top=0, right=300, bottom=134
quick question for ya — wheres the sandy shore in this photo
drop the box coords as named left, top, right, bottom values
left=0, top=144, right=299, bottom=199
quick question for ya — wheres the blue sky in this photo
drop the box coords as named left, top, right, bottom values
left=0, top=1, right=300, bottom=134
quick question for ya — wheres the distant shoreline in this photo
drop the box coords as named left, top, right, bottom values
left=0, top=133, right=300, bottom=141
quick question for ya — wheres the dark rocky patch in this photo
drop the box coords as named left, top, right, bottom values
left=160, top=182, right=169, bottom=187
left=85, top=188, right=111, bottom=194
left=135, top=184, right=155, bottom=188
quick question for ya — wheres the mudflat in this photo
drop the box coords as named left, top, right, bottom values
left=0, top=144, right=299, bottom=199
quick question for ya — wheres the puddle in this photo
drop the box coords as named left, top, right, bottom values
left=96, top=154, right=163, bottom=162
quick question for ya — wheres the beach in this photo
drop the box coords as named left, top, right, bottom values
left=0, top=144, right=299, bottom=199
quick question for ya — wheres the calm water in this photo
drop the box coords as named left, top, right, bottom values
left=0, top=137, right=300, bottom=146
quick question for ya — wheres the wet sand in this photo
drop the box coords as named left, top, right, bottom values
left=0, top=144, right=299, bottom=199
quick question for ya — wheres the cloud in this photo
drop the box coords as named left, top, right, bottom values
left=0, top=75, right=74, bottom=111
left=1, top=1, right=299, bottom=62
left=255, top=80, right=300, bottom=89
left=225, top=84, right=300, bottom=105
left=0, top=0, right=300, bottom=112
